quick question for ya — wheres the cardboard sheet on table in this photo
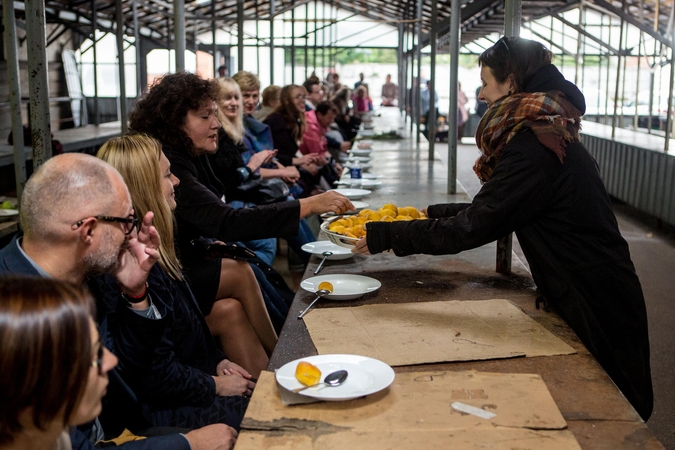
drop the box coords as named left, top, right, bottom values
left=303, top=299, right=575, bottom=366
left=238, top=370, right=581, bottom=449
left=236, top=429, right=582, bottom=450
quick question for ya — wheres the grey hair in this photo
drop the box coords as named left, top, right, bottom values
left=20, top=154, right=117, bottom=241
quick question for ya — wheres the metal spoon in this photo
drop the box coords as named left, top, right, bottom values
left=293, top=369, right=349, bottom=393
left=297, top=287, right=332, bottom=319
left=313, top=251, right=333, bottom=274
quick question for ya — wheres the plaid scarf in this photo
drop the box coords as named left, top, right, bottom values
left=474, top=91, right=582, bottom=183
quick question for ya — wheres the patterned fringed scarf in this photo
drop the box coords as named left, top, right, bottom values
left=474, top=91, right=582, bottom=183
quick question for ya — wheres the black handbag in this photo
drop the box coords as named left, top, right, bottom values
left=235, top=175, right=290, bottom=204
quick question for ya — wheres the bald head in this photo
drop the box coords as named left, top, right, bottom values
left=21, top=153, right=129, bottom=242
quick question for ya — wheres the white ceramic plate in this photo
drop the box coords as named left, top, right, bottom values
left=276, top=354, right=395, bottom=401
left=351, top=148, right=372, bottom=156
left=350, top=155, right=371, bottom=162
left=300, top=274, right=381, bottom=300
left=331, top=188, right=372, bottom=200
left=301, top=241, right=354, bottom=260
left=0, top=209, right=19, bottom=222
left=336, top=179, right=382, bottom=188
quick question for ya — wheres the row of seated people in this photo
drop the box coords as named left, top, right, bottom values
left=0, top=71, right=355, bottom=449
left=212, top=72, right=366, bottom=284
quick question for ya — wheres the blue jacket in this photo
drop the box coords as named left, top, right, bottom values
left=0, top=236, right=190, bottom=450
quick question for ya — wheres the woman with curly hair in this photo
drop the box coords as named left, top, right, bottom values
left=128, top=72, right=353, bottom=330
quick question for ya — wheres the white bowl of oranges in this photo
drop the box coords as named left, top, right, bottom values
left=321, top=203, right=426, bottom=248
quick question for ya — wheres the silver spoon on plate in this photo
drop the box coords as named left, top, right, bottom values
left=293, top=369, right=349, bottom=393
left=297, top=282, right=333, bottom=319
left=313, top=251, right=333, bottom=274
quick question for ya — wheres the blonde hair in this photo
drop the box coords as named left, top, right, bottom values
left=232, top=70, right=261, bottom=93
left=216, top=78, right=246, bottom=144
left=97, top=135, right=183, bottom=280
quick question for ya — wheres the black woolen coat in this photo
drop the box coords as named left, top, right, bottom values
left=366, top=65, right=653, bottom=420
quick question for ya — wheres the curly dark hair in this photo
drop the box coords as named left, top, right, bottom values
left=129, top=72, right=220, bottom=154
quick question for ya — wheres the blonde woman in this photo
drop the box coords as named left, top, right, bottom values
left=97, top=134, right=272, bottom=430
left=210, top=78, right=316, bottom=270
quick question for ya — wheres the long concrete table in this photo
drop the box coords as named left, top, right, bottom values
left=243, top=112, right=664, bottom=449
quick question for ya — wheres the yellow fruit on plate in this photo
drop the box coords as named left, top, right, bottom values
left=317, top=281, right=334, bottom=292
left=295, top=361, right=322, bottom=386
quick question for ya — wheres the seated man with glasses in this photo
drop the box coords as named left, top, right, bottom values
left=0, top=153, right=238, bottom=450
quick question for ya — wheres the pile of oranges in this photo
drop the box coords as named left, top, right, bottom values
left=326, top=204, right=427, bottom=239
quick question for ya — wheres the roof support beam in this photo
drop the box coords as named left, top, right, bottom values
left=551, top=12, right=621, bottom=54
left=589, top=0, right=673, bottom=48
left=174, top=0, right=186, bottom=71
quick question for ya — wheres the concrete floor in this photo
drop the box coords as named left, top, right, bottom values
left=433, top=133, right=675, bottom=450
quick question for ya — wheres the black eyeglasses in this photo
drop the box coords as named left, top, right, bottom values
left=91, top=341, right=106, bottom=375
left=72, top=214, right=140, bottom=236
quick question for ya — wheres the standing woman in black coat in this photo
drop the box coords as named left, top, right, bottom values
left=354, top=37, right=653, bottom=420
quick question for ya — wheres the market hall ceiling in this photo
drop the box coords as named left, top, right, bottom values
left=22, top=0, right=675, bottom=50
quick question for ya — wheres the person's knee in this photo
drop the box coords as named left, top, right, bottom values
left=209, top=298, right=246, bottom=324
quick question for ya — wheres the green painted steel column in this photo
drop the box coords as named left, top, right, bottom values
left=26, top=0, right=52, bottom=167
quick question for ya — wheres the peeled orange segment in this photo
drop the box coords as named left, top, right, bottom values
left=295, top=361, right=322, bottom=386
left=318, top=281, right=334, bottom=292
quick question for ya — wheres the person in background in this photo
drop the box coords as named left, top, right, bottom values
left=420, top=79, right=439, bottom=139
left=354, top=72, right=365, bottom=90
left=329, top=73, right=342, bottom=96
left=457, top=82, right=469, bottom=141
left=264, top=85, right=325, bottom=176
left=331, top=86, right=359, bottom=142
left=381, top=74, right=398, bottom=106
left=253, top=85, right=281, bottom=122
left=299, top=101, right=344, bottom=186
left=217, top=66, right=228, bottom=78
left=232, top=71, right=300, bottom=185
left=352, top=85, right=370, bottom=119
left=354, top=36, right=653, bottom=421
left=0, top=153, right=238, bottom=449
left=303, top=79, right=325, bottom=111
left=210, top=78, right=279, bottom=267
